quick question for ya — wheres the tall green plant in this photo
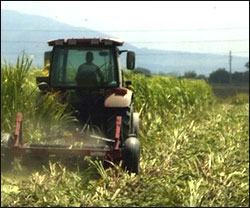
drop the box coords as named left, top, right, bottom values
left=1, top=55, right=75, bottom=142
left=124, top=72, right=215, bottom=145
left=1, top=54, right=33, bottom=132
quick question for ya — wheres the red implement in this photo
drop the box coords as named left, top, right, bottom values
left=11, top=112, right=122, bottom=160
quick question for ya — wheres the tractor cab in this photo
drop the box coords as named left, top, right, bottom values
left=36, top=38, right=137, bottom=129
left=38, top=38, right=135, bottom=91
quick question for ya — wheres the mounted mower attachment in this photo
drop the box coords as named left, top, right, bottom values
left=1, top=112, right=140, bottom=174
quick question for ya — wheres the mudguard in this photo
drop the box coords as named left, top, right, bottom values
left=104, top=88, right=133, bottom=108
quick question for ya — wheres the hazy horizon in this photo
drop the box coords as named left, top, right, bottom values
left=1, top=1, right=249, bottom=57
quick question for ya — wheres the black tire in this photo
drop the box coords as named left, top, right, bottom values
left=104, top=105, right=141, bottom=173
left=105, top=106, right=133, bottom=146
left=104, top=106, right=133, bottom=168
left=123, top=137, right=140, bottom=174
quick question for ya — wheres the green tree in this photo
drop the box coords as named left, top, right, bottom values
left=197, top=74, right=207, bottom=81
left=183, top=70, right=197, bottom=79
left=245, top=61, right=249, bottom=69
left=243, top=70, right=249, bottom=83
left=208, top=68, right=230, bottom=83
left=232, top=71, right=244, bottom=83
left=229, top=70, right=249, bottom=83
left=134, top=67, right=151, bottom=76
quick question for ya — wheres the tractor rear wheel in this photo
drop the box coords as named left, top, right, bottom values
left=105, top=106, right=141, bottom=174
left=104, top=106, right=132, bottom=169
left=105, top=106, right=132, bottom=146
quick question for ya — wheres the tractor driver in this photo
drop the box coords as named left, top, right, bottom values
left=75, top=51, right=104, bottom=86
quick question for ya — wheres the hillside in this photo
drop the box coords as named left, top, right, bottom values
left=1, top=9, right=249, bottom=75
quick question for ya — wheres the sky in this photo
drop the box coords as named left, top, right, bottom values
left=1, top=1, right=249, bottom=57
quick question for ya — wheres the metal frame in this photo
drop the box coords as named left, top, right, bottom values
left=11, top=112, right=122, bottom=160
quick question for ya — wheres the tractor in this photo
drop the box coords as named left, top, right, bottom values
left=1, top=38, right=140, bottom=174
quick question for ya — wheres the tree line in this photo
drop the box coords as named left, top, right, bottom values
left=134, top=61, right=249, bottom=84
left=182, top=61, right=249, bottom=84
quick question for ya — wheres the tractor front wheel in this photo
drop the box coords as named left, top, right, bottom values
left=122, top=137, right=140, bottom=174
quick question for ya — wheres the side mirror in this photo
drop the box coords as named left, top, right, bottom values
left=44, top=51, right=52, bottom=67
left=127, top=51, right=135, bottom=70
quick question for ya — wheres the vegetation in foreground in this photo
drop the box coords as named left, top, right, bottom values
left=1, top=57, right=249, bottom=207
left=1, top=55, right=75, bottom=143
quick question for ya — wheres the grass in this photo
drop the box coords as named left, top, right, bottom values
left=1, top=103, right=248, bottom=207
left=1, top=55, right=76, bottom=143
left=1, top=56, right=249, bottom=207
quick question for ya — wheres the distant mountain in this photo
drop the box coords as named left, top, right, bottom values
left=1, top=9, right=249, bottom=76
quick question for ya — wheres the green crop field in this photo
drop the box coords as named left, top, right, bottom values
left=1, top=56, right=249, bottom=207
